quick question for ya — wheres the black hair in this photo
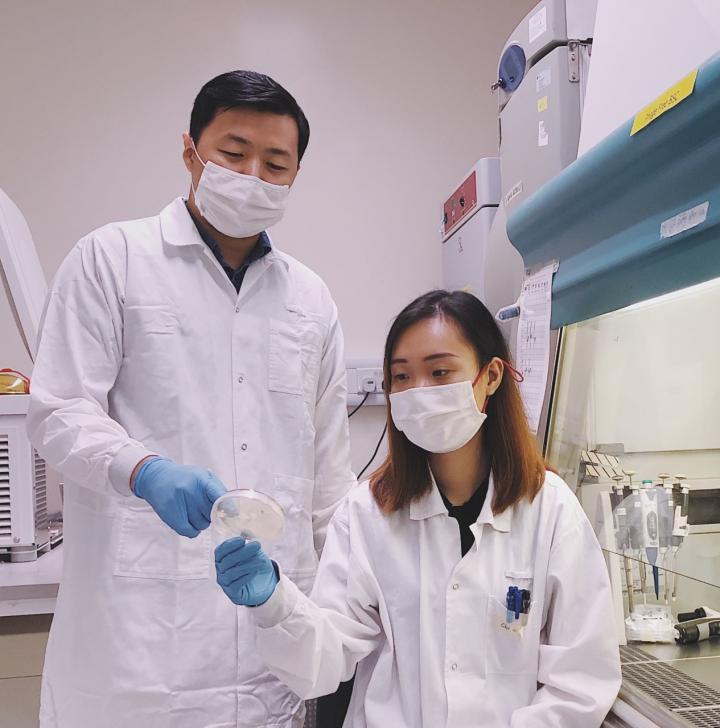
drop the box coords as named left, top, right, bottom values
left=189, top=70, right=310, bottom=162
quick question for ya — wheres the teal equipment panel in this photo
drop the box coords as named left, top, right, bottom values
left=506, top=52, right=720, bottom=328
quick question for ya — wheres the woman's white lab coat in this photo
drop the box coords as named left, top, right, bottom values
left=27, top=198, right=355, bottom=728
left=251, top=472, right=622, bottom=728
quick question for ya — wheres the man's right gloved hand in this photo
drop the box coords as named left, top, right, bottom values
left=133, top=457, right=227, bottom=538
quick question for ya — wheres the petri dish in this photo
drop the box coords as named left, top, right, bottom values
left=210, top=489, right=285, bottom=542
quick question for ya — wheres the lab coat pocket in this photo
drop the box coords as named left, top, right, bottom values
left=266, top=474, right=317, bottom=591
left=268, top=319, right=304, bottom=396
left=113, top=501, right=211, bottom=580
left=485, top=594, right=543, bottom=675
left=122, top=305, right=181, bottom=403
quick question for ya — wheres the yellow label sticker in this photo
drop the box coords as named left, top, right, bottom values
left=537, top=96, right=548, bottom=113
left=631, top=69, right=698, bottom=135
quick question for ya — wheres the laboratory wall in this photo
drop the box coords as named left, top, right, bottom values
left=0, top=0, right=537, bottom=476
left=0, top=1, right=538, bottom=718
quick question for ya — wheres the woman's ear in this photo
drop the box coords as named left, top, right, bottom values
left=485, top=357, right=505, bottom=396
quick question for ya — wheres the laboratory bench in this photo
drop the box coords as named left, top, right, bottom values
left=614, top=641, right=720, bottom=728
left=0, top=545, right=62, bottom=617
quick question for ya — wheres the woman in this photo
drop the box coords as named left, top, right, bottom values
left=215, top=290, right=622, bottom=727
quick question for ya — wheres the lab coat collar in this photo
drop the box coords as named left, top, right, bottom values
left=410, top=471, right=512, bottom=532
left=159, top=197, right=289, bottom=271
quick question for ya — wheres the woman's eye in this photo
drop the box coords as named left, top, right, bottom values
left=392, top=373, right=408, bottom=382
left=433, top=369, right=450, bottom=377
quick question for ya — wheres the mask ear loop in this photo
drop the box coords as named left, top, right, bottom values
left=471, top=368, right=490, bottom=413
left=189, top=138, right=207, bottom=201
left=502, top=360, right=524, bottom=383
left=472, top=359, right=525, bottom=414
left=190, top=138, right=206, bottom=167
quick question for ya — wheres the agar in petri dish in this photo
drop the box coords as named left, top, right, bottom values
left=211, top=489, right=285, bottom=542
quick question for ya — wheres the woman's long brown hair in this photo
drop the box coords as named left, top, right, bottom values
left=370, top=290, right=545, bottom=514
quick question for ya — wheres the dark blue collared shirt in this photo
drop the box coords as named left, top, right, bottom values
left=186, top=202, right=272, bottom=293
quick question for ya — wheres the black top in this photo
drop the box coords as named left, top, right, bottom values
left=185, top=202, right=272, bottom=292
left=439, top=479, right=489, bottom=557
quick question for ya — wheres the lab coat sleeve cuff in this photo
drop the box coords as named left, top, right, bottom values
left=108, top=443, right=157, bottom=497
left=251, top=576, right=300, bottom=628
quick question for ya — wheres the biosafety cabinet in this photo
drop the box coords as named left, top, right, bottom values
left=507, top=50, right=720, bottom=727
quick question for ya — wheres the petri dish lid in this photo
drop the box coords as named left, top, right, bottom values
left=211, top=489, right=285, bottom=542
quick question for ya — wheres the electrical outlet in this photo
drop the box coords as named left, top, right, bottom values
left=356, top=368, right=384, bottom=394
left=346, top=360, right=384, bottom=395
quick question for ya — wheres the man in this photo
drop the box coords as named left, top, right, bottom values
left=28, top=70, right=355, bottom=728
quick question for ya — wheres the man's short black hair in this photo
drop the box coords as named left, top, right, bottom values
left=190, top=70, right=310, bottom=162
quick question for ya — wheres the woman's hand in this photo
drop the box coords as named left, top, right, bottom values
left=214, top=537, right=279, bottom=606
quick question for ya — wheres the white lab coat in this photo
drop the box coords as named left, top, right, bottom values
left=27, top=197, right=355, bottom=728
left=251, top=472, right=622, bottom=728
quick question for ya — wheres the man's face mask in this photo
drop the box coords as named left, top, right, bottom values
left=191, top=140, right=289, bottom=238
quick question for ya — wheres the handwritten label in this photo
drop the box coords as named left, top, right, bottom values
left=536, top=68, right=551, bottom=93
left=529, top=6, right=547, bottom=44
left=538, top=120, right=549, bottom=147
left=631, top=69, right=698, bottom=135
left=517, top=262, right=557, bottom=433
left=660, top=201, right=709, bottom=239
left=504, top=180, right=524, bottom=207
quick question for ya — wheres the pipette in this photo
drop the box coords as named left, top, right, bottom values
left=641, top=479, right=660, bottom=599
left=657, top=473, right=674, bottom=603
left=626, top=471, right=645, bottom=606
left=612, top=474, right=634, bottom=614
left=670, top=474, right=690, bottom=602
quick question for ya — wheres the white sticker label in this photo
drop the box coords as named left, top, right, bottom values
left=538, top=120, right=549, bottom=147
left=504, top=180, right=524, bottom=207
left=660, top=201, right=709, bottom=239
left=536, top=68, right=552, bottom=92
left=529, top=6, right=547, bottom=44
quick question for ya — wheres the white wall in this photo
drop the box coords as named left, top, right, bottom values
left=0, top=0, right=538, bottom=474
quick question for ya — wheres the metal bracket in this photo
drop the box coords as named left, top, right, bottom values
left=568, top=42, right=580, bottom=83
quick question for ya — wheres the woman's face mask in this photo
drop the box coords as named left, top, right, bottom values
left=389, top=371, right=487, bottom=454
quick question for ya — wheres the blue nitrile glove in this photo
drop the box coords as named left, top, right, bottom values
left=133, top=457, right=227, bottom=538
left=215, top=537, right=279, bottom=607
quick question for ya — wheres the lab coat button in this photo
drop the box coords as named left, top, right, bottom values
left=241, top=443, right=248, bottom=451
left=451, top=663, right=458, bottom=671
left=237, top=376, right=244, bottom=384
left=452, top=583, right=460, bottom=591
left=235, top=306, right=240, bottom=313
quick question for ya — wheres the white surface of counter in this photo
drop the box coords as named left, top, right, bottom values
left=0, top=545, right=62, bottom=616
